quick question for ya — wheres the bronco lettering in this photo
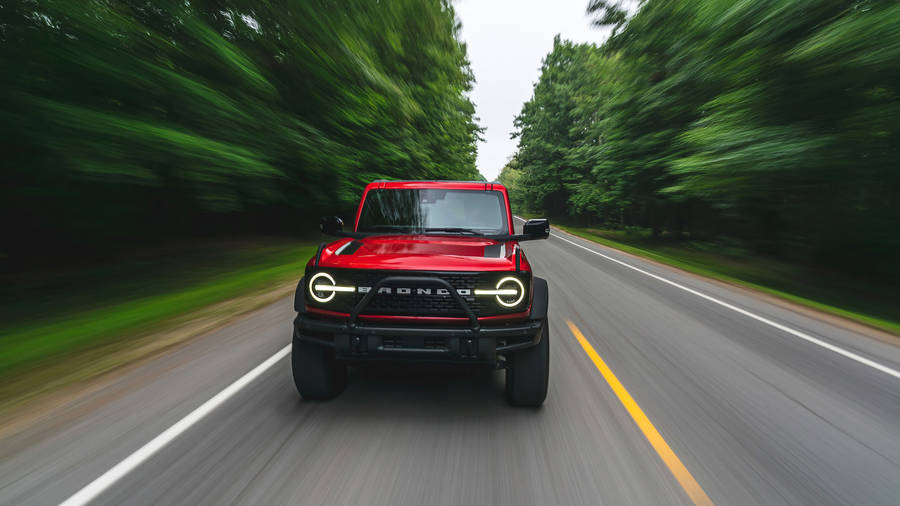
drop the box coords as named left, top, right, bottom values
left=358, top=286, right=472, bottom=296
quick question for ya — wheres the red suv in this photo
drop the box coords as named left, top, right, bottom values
left=292, top=181, right=550, bottom=406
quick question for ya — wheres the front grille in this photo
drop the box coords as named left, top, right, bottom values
left=306, top=269, right=529, bottom=317
left=349, top=271, right=485, bottom=316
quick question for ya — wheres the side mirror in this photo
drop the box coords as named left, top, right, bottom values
left=522, top=218, right=550, bottom=239
left=320, top=216, right=344, bottom=236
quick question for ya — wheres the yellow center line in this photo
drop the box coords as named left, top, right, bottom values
left=566, top=320, right=714, bottom=506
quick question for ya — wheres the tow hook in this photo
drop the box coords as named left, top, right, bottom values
left=351, top=335, right=366, bottom=354
left=460, top=337, right=476, bottom=357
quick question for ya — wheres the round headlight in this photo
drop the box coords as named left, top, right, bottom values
left=495, top=276, right=525, bottom=307
left=308, top=272, right=337, bottom=303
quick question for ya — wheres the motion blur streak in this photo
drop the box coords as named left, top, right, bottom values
left=504, top=0, right=900, bottom=291
left=0, top=0, right=481, bottom=264
left=567, top=320, right=713, bottom=506
left=58, top=345, right=291, bottom=506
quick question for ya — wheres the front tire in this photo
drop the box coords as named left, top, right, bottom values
left=506, top=320, right=549, bottom=407
left=292, top=333, right=346, bottom=400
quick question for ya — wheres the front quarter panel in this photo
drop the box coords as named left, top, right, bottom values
left=530, top=277, right=548, bottom=320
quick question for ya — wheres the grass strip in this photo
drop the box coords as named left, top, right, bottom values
left=0, top=242, right=316, bottom=379
left=553, top=224, right=900, bottom=336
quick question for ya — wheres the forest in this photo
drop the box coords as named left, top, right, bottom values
left=0, top=0, right=481, bottom=264
left=502, top=0, right=900, bottom=281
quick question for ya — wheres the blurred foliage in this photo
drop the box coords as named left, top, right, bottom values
left=0, top=240, right=317, bottom=381
left=497, top=155, right=526, bottom=214
left=511, top=0, right=900, bottom=279
left=0, top=0, right=481, bottom=263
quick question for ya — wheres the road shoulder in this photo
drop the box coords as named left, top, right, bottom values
left=0, top=282, right=296, bottom=447
left=520, top=217, right=900, bottom=347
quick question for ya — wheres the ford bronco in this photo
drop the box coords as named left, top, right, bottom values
left=292, top=180, right=550, bottom=406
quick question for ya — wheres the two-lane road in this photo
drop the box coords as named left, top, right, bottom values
left=2, top=220, right=899, bottom=505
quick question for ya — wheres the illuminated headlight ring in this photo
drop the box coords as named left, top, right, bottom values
left=494, top=276, right=525, bottom=307
left=308, top=272, right=354, bottom=303
left=475, top=276, right=525, bottom=307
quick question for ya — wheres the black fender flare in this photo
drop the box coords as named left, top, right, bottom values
left=530, top=276, right=548, bottom=321
left=294, top=277, right=306, bottom=313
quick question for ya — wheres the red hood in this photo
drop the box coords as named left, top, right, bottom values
left=313, top=235, right=528, bottom=272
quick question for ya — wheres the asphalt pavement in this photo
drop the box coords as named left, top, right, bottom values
left=2, top=219, right=899, bottom=505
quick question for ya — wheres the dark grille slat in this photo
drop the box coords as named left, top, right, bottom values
left=349, top=271, right=484, bottom=316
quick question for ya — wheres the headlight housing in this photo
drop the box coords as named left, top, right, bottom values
left=475, top=275, right=526, bottom=308
left=308, top=271, right=355, bottom=303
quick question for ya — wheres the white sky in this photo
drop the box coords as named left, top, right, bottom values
left=454, top=0, right=612, bottom=180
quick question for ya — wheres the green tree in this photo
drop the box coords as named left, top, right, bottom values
left=510, top=0, right=900, bottom=278
left=0, top=0, right=481, bottom=261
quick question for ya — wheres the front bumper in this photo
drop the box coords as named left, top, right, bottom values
left=294, top=314, right=544, bottom=363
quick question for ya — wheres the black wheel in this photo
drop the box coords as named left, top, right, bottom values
left=506, top=320, right=549, bottom=407
left=292, top=332, right=346, bottom=400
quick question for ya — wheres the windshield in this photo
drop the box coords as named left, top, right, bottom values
left=357, top=189, right=509, bottom=235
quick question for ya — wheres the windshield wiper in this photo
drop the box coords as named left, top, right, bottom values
left=352, top=225, right=487, bottom=237
left=423, top=227, right=485, bottom=236
left=364, top=225, right=415, bottom=232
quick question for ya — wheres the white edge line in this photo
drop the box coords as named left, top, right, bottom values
left=514, top=216, right=900, bottom=380
left=60, top=344, right=292, bottom=506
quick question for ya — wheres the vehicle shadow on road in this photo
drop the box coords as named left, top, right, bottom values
left=308, top=363, right=532, bottom=418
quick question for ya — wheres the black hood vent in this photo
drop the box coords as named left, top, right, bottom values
left=337, top=240, right=363, bottom=255
left=483, top=243, right=505, bottom=258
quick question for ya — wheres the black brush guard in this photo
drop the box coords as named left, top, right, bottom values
left=294, top=275, right=543, bottom=362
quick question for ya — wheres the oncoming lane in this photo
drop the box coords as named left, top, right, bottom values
left=520, top=217, right=900, bottom=505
